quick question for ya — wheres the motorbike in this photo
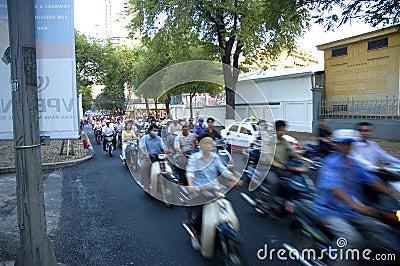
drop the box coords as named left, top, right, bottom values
left=123, top=138, right=139, bottom=172
left=168, top=148, right=199, bottom=186
left=379, top=163, right=400, bottom=199
left=181, top=184, right=244, bottom=265
left=241, top=160, right=316, bottom=219
left=94, top=128, right=102, bottom=144
left=137, top=153, right=180, bottom=207
left=302, top=142, right=328, bottom=166
left=284, top=196, right=400, bottom=266
left=104, top=133, right=114, bottom=157
left=116, top=128, right=123, bottom=148
left=215, top=139, right=234, bottom=171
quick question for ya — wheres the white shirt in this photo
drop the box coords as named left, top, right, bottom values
left=168, top=123, right=181, bottom=135
left=174, top=132, right=195, bottom=152
left=350, top=140, right=400, bottom=171
left=102, top=126, right=114, bottom=136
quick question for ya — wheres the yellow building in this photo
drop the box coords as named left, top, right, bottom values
left=317, top=25, right=400, bottom=101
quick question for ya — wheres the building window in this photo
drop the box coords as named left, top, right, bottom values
left=368, top=37, right=388, bottom=50
left=332, top=47, right=347, bottom=57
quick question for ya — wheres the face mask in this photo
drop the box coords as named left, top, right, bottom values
left=150, top=131, right=158, bottom=137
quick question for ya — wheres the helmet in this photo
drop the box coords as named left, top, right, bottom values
left=198, top=117, right=204, bottom=122
left=331, top=129, right=361, bottom=143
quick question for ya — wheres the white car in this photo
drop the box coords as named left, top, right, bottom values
left=221, top=121, right=299, bottom=151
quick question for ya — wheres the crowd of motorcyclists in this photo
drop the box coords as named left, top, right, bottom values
left=83, top=113, right=400, bottom=264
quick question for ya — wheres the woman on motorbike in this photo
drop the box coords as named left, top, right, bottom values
left=120, top=122, right=136, bottom=163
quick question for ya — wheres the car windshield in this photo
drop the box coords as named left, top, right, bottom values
left=251, top=123, right=259, bottom=132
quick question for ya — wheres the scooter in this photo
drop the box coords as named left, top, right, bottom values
left=104, top=133, right=114, bottom=157
left=94, top=128, right=102, bottom=144
left=215, top=139, right=234, bottom=171
left=285, top=197, right=400, bottom=266
left=302, top=142, right=329, bottom=165
left=169, top=148, right=199, bottom=186
left=182, top=185, right=243, bottom=265
left=123, top=138, right=139, bottom=172
left=241, top=160, right=316, bottom=219
left=116, top=128, right=123, bottom=148
left=379, top=163, right=400, bottom=201
left=137, top=153, right=180, bottom=207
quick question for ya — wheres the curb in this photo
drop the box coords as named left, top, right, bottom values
left=0, top=133, right=95, bottom=175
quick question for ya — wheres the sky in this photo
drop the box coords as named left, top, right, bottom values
left=74, top=0, right=377, bottom=64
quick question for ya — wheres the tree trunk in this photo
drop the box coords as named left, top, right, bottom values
left=154, top=98, right=158, bottom=119
left=222, top=43, right=242, bottom=122
left=145, top=97, right=150, bottom=117
left=165, top=94, right=171, bottom=116
left=189, top=86, right=196, bottom=119
left=222, top=59, right=238, bottom=121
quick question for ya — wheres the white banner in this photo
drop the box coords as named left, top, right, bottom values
left=0, top=0, right=79, bottom=139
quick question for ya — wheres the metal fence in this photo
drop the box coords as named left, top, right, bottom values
left=320, top=98, right=400, bottom=119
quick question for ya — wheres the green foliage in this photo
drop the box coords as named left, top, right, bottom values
left=131, top=27, right=221, bottom=108
left=126, top=0, right=310, bottom=119
left=79, top=85, right=93, bottom=111
left=307, top=0, right=400, bottom=30
left=75, top=30, right=109, bottom=88
left=75, top=30, right=140, bottom=111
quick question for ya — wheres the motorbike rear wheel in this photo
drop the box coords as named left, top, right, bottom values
left=108, top=146, right=112, bottom=157
left=224, top=238, right=243, bottom=266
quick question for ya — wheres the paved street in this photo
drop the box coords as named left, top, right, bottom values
left=2, top=128, right=400, bottom=265
left=51, top=131, right=301, bottom=265
left=1, top=129, right=306, bottom=265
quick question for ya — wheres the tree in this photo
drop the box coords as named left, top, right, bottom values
left=80, top=85, right=93, bottom=111
left=75, top=30, right=140, bottom=112
left=126, top=0, right=310, bottom=121
left=75, top=30, right=109, bottom=88
left=306, top=0, right=400, bottom=30
left=131, top=27, right=220, bottom=117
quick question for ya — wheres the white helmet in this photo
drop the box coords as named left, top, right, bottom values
left=331, top=129, right=361, bottom=143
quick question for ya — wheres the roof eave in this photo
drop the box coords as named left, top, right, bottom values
left=317, top=25, right=400, bottom=51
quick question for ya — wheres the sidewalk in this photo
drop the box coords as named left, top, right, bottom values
left=0, top=132, right=94, bottom=264
left=0, top=132, right=94, bottom=174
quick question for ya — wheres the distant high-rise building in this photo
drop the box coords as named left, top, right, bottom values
left=104, top=0, right=140, bottom=45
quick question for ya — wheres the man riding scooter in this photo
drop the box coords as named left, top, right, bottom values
left=138, top=124, right=168, bottom=193
left=174, top=123, right=197, bottom=185
left=314, top=129, right=400, bottom=265
left=186, top=136, right=242, bottom=251
left=258, top=120, right=310, bottom=200
left=102, top=121, right=115, bottom=151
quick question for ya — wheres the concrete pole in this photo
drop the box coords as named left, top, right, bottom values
left=7, top=0, right=57, bottom=265
left=311, top=87, right=323, bottom=134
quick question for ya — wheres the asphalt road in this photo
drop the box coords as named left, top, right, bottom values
left=52, top=131, right=310, bottom=266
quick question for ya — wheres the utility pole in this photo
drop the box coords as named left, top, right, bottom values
left=7, top=0, right=57, bottom=265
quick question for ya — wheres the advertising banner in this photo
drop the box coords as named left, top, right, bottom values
left=0, top=0, right=79, bottom=139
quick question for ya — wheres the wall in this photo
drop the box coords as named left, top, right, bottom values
left=327, top=119, right=400, bottom=140
left=324, top=32, right=400, bottom=101
left=170, top=71, right=315, bottom=132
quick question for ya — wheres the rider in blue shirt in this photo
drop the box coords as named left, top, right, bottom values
left=138, top=124, right=166, bottom=192
left=186, top=135, right=242, bottom=250
left=314, top=129, right=399, bottom=257
left=193, top=117, right=207, bottom=140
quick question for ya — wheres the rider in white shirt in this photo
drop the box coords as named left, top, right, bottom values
left=350, top=122, right=400, bottom=172
left=350, top=122, right=400, bottom=203
left=102, top=121, right=115, bottom=151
